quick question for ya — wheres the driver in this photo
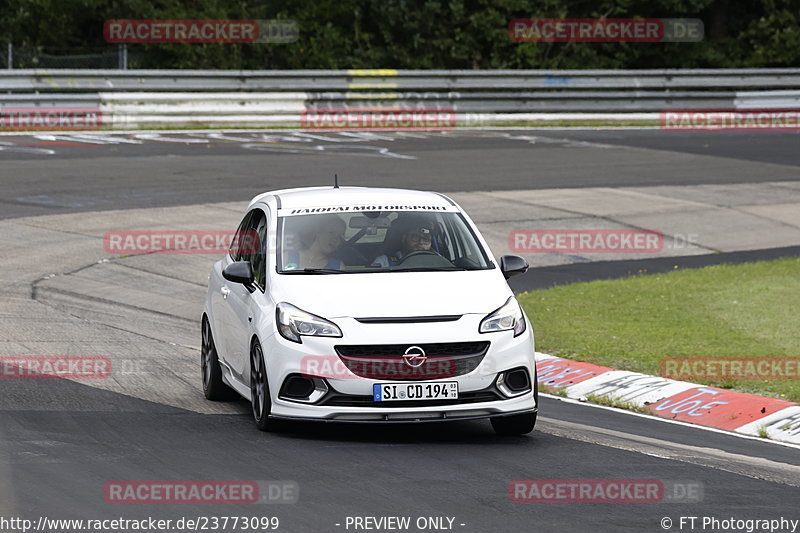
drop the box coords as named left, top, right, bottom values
left=372, top=217, right=436, bottom=267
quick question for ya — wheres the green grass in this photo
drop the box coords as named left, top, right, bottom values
left=539, top=384, right=569, bottom=397
left=584, top=393, right=651, bottom=414
left=519, top=258, right=800, bottom=403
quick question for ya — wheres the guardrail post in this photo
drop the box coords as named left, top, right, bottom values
left=118, top=44, right=128, bottom=70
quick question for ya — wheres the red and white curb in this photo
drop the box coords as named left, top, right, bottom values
left=535, top=353, right=800, bottom=445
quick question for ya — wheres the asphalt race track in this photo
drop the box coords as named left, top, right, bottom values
left=1, top=129, right=799, bottom=533
left=3, top=129, right=800, bottom=219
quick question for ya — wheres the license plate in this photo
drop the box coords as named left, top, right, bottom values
left=373, top=382, right=459, bottom=402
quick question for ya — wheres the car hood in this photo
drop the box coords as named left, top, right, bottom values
left=269, top=269, right=512, bottom=318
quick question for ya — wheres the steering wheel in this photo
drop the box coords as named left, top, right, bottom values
left=397, top=250, right=441, bottom=263
left=395, top=250, right=456, bottom=269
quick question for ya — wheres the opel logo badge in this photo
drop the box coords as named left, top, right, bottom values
left=402, top=346, right=427, bottom=368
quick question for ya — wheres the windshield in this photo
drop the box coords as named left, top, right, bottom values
left=277, top=210, right=492, bottom=273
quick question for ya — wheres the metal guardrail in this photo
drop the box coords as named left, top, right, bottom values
left=2, top=69, right=800, bottom=128
left=3, top=68, right=800, bottom=91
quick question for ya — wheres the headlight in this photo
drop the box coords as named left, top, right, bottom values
left=276, top=302, right=342, bottom=344
left=479, top=296, right=526, bottom=337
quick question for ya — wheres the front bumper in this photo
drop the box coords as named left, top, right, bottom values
left=261, top=314, right=537, bottom=421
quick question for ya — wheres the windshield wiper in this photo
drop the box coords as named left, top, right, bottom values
left=282, top=268, right=347, bottom=274
left=388, top=267, right=468, bottom=272
left=283, top=267, right=475, bottom=274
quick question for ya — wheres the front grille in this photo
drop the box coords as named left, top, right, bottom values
left=355, top=315, right=462, bottom=324
left=320, top=388, right=503, bottom=408
left=333, top=342, right=489, bottom=380
left=336, top=342, right=488, bottom=358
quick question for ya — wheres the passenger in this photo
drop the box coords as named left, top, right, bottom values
left=372, top=217, right=436, bottom=267
left=284, top=214, right=346, bottom=270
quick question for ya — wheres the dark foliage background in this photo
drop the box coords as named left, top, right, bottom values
left=0, top=0, right=797, bottom=69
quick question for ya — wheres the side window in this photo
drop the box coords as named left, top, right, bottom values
left=230, top=211, right=253, bottom=261
left=441, top=216, right=462, bottom=262
left=244, top=209, right=268, bottom=289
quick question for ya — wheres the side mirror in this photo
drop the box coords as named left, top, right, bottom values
left=500, top=255, right=529, bottom=280
left=222, top=261, right=255, bottom=290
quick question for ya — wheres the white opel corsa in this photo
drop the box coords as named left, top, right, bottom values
left=202, top=186, right=538, bottom=435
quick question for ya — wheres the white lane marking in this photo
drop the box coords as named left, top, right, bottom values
left=292, top=132, right=366, bottom=142
left=241, top=143, right=323, bottom=155
left=33, top=134, right=142, bottom=145
left=540, top=393, right=800, bottom=451
left=536, top=352, right=799, bottom=444
left=241, top=142, right=416, bottom=159
left=258, top=134, right=313, bottom=143
left=539, top=412, right=800, bottom=487
left=69, top=134, right=143, bottom=144
left=203, top=132, right=286, bottom=143
left=2, top=131, right=418, bottom=157
left=499, top=133, right=620, bottom=149
left=0, top=141, right=55, bottom=155
left=0, top=128, right=637, bottom=157
left=133, top=133, right=210, bottom=143
left=0, top=126, right=665, bottom=137
left=565, top=370, right=696, bottom=405
left=336, top=131, right=398, bottom=141
left=33, top=134, right=108, bottom=145
left=736, top=406, right=800, bottom=444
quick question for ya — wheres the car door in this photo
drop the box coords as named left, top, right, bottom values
left=211, top=210, right=252, bottom=366
left=223, top=208, right=268, bottom=383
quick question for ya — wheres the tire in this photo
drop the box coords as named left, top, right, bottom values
left=491, top=412, right=537, bottom=436
left=250, top=339, right=278, bottom=432
left=201, top=317, right=238, bottom=401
